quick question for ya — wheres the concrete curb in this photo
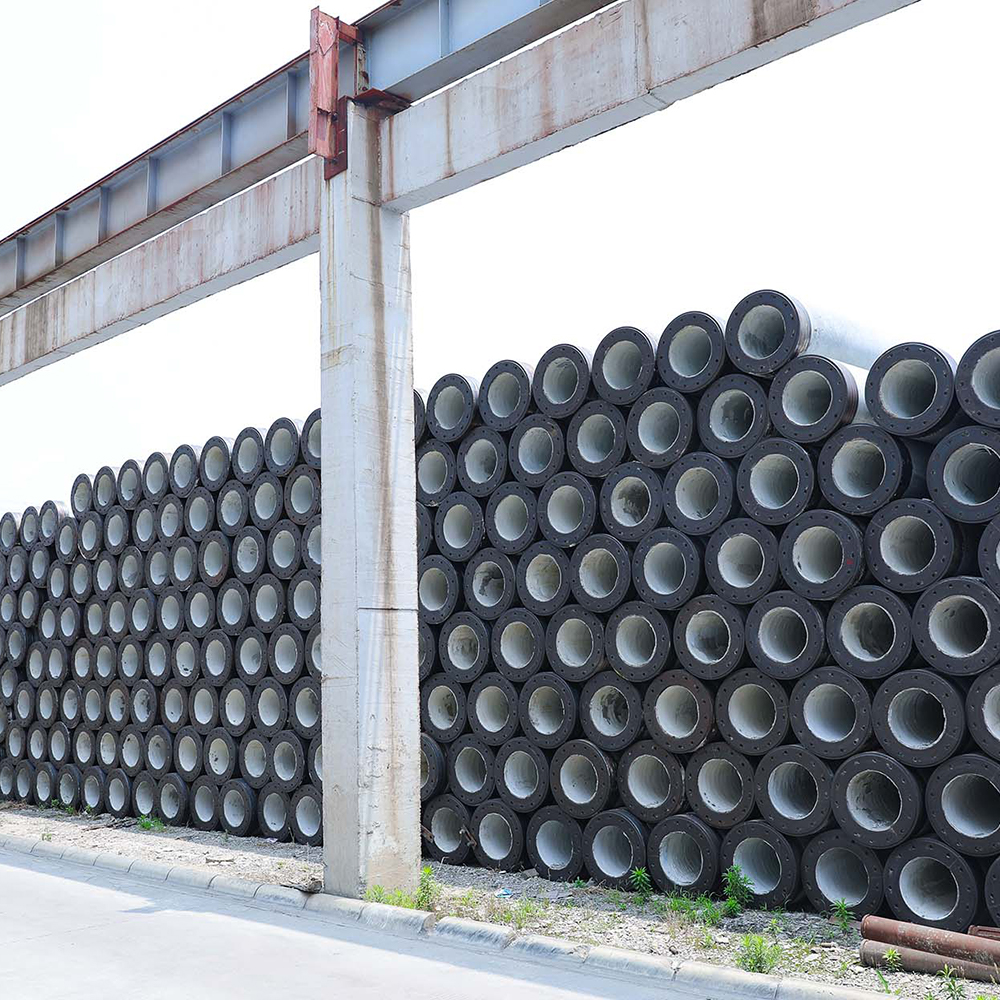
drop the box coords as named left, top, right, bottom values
left=0, top=836, right=884, bottom=1000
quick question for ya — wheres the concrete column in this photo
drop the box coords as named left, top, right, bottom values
left=319, top=101, right=420, bottom=897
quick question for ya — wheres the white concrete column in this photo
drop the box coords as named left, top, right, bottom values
left=319, top=101, right=420, bottom=897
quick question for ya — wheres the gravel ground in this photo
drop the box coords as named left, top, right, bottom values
left=0, top=803, right=990, bottom=1000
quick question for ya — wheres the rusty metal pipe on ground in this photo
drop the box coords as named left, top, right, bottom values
left=860, top=940, right=1000, bottom=984
left=862, top=914, right=1000, bottom=966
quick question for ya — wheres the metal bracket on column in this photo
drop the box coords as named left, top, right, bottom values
left=309, top=9, right=361, bottom=180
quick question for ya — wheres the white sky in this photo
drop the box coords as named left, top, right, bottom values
left=1, top=0, right=998, bottom=511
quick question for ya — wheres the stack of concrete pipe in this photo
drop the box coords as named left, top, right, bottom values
left=0, top=413, right=324, bottom=845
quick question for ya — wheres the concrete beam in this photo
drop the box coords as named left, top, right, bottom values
left=320, top=102, right=420, bottom=896
left=380, top=0, right=918, bottom=211
left=0, top=158, right=321, bottom=387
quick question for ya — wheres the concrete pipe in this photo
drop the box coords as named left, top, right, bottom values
left=13, top=680, right=35, bottom=726
left=777, top=509, right=865, bottom=602
left=566, top=401, right=628, bottom=479
left=39, top=500, right=69, bottom=550
left=433, top=492, right=485, bottom=563
left=143, top=544, right=172, bottom=597
left=84, top=600, right=108, bottom=645
left=34, top=762, right=59, bottom=807
left=470, top=799, right=524, bottom=871
left=420, top=675, right=467, bottom=745
left=300, top=407, right=321, bottom=469
left=131, top=500, right=157, bottom=553
left=831, top=751, right=923, bottom=849
left=0, top=512, right=20, bottom=556
left=456, top=428, right=507, bottom=498
left=25, top=639, right=46, bottom=682
left=912, top=577, right=1000, bottom=676
left=168, top=445, right=201, bottom=499
left=421, top=734, right=447, bottom=802
left=924, top=753, right=1000, bottom=857
left=0, top=662, right=16, bottom=708
left=494, top=737, right=549, bottom=814
left=478, top=360, right=533, bottom=433
left=172, top=726, right=203, bottom=783
left=69, top=558, right=93, bottom=604
left=49, top=722, right=72, bottom=768
left=418, top=621, right=436, bottom=681
left=232, top=427, right=266, bottom=485
left=615, top=740, right=684, bottom=824
left=927, top=426, right=1000, bottom=525
left=189, top=682, right=220, bottom=736
left=184, top=487, right=218, bottom=541
left=19, top=506, right=40, bottom=549
left=642, top=669, right=714, bottom=755
left=127, top=590, right=156, bottom=642
left=171, top=632, right=201, bottom=688
left=754, top=744, right=832, bottom=837
left=416, top=440, right=458, bottom=507
left=725, top=289, right=896, bottom=375
left=140, top=451, right=171, bottom=505
left=517, top=672, right=577, bottom=750
left=18, top=584, right=39, bottom=627
left=114, top=460, right=143, bottom=511
left=105, top=680, right=131, bottom=733
left=827, top=585, right=915, bottom=680
left=73, top=727, right=96, bottom=769
left=536, top=474, right=599, bottom=554
left=290, top=785, right=323, bottom=846
left=216, top=579, right=250, bottom=637
left=55, top=517, right=79, bottom=565
left=508, top=415, right=565, bottom=489
left=143, top=726, right=174, bottom=779
left=103, top=506, right=130, bottom=556
left=768, top=355, right=870, bottom=444
left=6, top=546, right=28, bottom=589
left=250, top=678, right=286, bottom=738
left=119, top=725, right=146, bottom=777
left=599, top=462, right=663, bottom=543
left=105, top=768, right=132, bottom=818
left=5, top=724, right=25, bottom=762
left=238, top=730, right=270, bottom=790
left=438, top=611, right=490, bottom=684
left=663, top=452, right=737, bottom=536
left=631, top=528, right=702, bottom=612
left=283, top=464, right=321, bottom=526
left=264, top=418, right=304, bottom=479
left=220, top=679, right=253, bottom=739
left=704, top=517, right=779, bottom=605
left=625, top=387, right=694, bottom=469
left=71, top=473, right=93, bottom=519
left=0, top=586, right=16, bottom=629
left=463, top=548, right=515, bottom=621
left=418, top=555, right=459, bottom=626
left=549, top=738, right=615, bottom=820
left=13, top=761, right=34, bottom=803
left=467, top=672, right=520, bottom=748
left=180, top=583, right=216, bottom=639
left=866, top=342, right=965, bottom=443
left=159, top=680, right=189, bottom=734
left=684, top=742, right=756, bottom=829
left=988, top=857, right=1000, bottom=927
left=286, top=569, right=319, bottom=631
left=81, top=682, right=105, bottom=731
left=156, top=494, right=185, bottom=547
left=592, top=327, right=655, bottom=406
left=200, top=631, right=233, bottom=688
left=515, top=541, right=571, bottom=617
left=232, top=527, right=267, bottom=586
left=605, top=601, right=671, bottom=683
left=883, top=837, right=979, bottom=932
left=818, top=425, right=928, bottom=517
left=81, top=765, right=106, bottom=814
left=801, top=829, right=884, bottom=916
left=672, top=594, right=746, bottom=681
left=426, top=374, right=479, bottom=444
left=220, top=777, right=258, bottom=836
left=36, top=682, right=60, bottom=727
left=268, top=730, right=305, bottom=793
left=307, top=738, right=322, bottom=790
left=264, top=520, right=301, bottom=581
left=118, top=547, right=145, bottom=595
left=532, top=343, right=591, bottom=420
left=657, top=312, right=729, bottom=393
left=789, top=666, right=872, bottom=760
left=582, top=808, right=648, bottom=889
left=156, top=772, right=189, bottom=826
left=300, top=515, right=320, bottom=576
left=0, top=761, right=16, bottom=800
left=418, top=500, right=434, bottom=560
left=422, top=794, right=472, bottom=863
left=199, top=435, right=234, bottom=492
left=482, top=610, right=542, bottom=686
left=29, top=546, right=50, bottom=589
left=966, top=664, right=1000, bottom=760
left=697, top=374, right=771, bottom=460
left=143, top=634, right=171, bottom=687
left=446, top=734, right=496, bottom=807
left=579, top=671, right=643, bottom=752
left=719, top=819, right=801, bottom=909
left=568, top=535, right=631, bottom=614
left=26, top=722, right=48, bottom=765
left=525, top=806, right=584, bottom=882
left=266, top=625, right=303, bottom=686
left=647, top=813, right=721, bottom=897
left=484, top=483, right=537, bottom=556
left=744, top=590, right=825, bottom=682
left=93, top=551, right=119, bottom=601
left=715, top=668, right=789, bottom=756
left=544, top=604, right=605, bottom=683
left=956, top=329, right=1000, bottom=427
left=203, top=728, right=236, bottom=784
left=234, top=628, right=268, bottom=686
left=215, top=480, right=250, bottom=537
left=736, top=438, right=816, bottom=527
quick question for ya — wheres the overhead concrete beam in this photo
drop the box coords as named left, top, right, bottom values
left=0, top=158, right=321, bottom=387
left=380, top=0, right=919, bottom=211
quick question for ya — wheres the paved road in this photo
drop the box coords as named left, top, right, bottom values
left=0, top=849, right=670, bottom=1000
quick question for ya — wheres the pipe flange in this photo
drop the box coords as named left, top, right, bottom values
left=736, top=438, right=816, bottom=526
left=417, top=503, right=432, bottom=560
left=232, top=426, right=266, bottom=484
left=490, top=609, right=544, bottom=683
left=616, top=740, right=684, bottom=823
left=290, top=785, right=323, bottom=846
left=537, top=473, right=597, bottom=549
left=662, top=452, right=736, bottom=536
left=105, top=768, right=132, bottom=818
left=927, top=425, right=1000, bottom=523
left=414, top=391, right=425, bottom=445
left=544, top=604, right=605, bottom=683
left=715, top=668, right=789, bottom=755
left=80, top=766, right=106, bottom=815
left=818, top=425, right=915, bottom=517
left=288, top=678, right=320, bottom=741
left=592, top=327, right=655, bottom=405
left=220, top=778, right=257, bottom=836
left=167, top=446, right=199, bottom=499
left=157, top=773, right=189, bottom=826
left=912, top=576, right=1000, bottom=675
left=299, top=413, right=322, bottom=472
left=418, top=555, right=459, bottom=626
left=70, top=474, right=93, bottom=518
left=267, top=624, right=304, bottom=684
left=831, top=751, right=922, bottom=849
left=566, top=401, right=628, bottom=478
left=866, top=342, right=959, bottom=439
left=642, top=669, right=714, bottom=754
left=220, top=679, right=253, bottom=739
left=237, top=731, right=270, bottom=789
left=704, top=518, right=779, bottom=605
left=979, top=513, right=1000, bottom=594
left=494, top=738, right=550, bottom=814
left=484, top=483, right=537, bottom=556
left=754, top=745, right=832, bottom=837
left=924, top=753, right=1000, bottom=857
left=508, top=415, right=565, bottom=488
left=549, top=738, right=615, bottom=819
left=533, top=344, right=592, bottom=418
left=416, top=440, right=457, bottom=507
left=420, top=675, right=467, bottom=745
left=697, top=374, right=771, bottom=459
left=672, top=595, right=745, bottom=681
left=420, top=734, right=447, bottom=802
left=143, top=726, right=174, bottom=780
left=457, top=427, right=508, bottom=498
left=515, top=542, right=571, bottom=617
left=467, top=673, right=520, bottom=747
left=470, top=800, right=525, bottom=871
left=605, top=602, right=671, bottom=683
left=625, top=388, right=694, bottom=468
left=268, top=730, right=305, bottom=792
left=955, top=330, right=1000, bottom=426
left=719, top=820, right=801, bottom=909
left=599, top=463, right=663, bottom=543
left=518, top=672, right=577, bottom=749
left=569, top=535, right=631, bottom=614
left=115, top=461, right=142, bottom=511
left=866, top=499, right=960, bottom=593
left=800, top=829, right=884, bottom=917
left=684, top=742, right=755, bottom=829
left=966, top=665, right=1000, bottom=760
left=199, top=436, right=233, bottom=491
left=777, top=509, right=865, bottom=601
left=579, top=671, right=643, bottom=752
left=422, top=794, right=473, bottom=864
left=464, top=548, right=515, bottom=621
left=986, top=857, right=1000, bottom=927
left=744, top=590, right=825, bottom=681
left=582, top=809, right=648, bottom=889
left=250, top=678, right=287, bottom=737
left=172, top=727, right=203, bottom=782
left=631, top=528, right=702, bottom=611
left=657, top=311, right=728, bottom=393
left=883, top=837, right=978, bottom=932
left=789, top=666, right=872, bottom=760
left=768, top=356, right=862, bottom=443
left=426, top=374, right=479, bottom=443
left=478, top=359, right=533, bottom=432
left=649, top=813, right=721, bottom=898
left=130, top=770, right=159, bottom=820
left=827, top=585, right=914, bottom=680
left=725, top=289, right=808, bottom=376
left=525, top=806, right=584, bottom=882
left=256, top=783, right=291, bottom=841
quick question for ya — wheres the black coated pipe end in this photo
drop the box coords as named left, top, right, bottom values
left=463, top=548, right=515, bottom=621
left=827, top=585, right=914, bottom=680
left=446, top=735, right=495, bottom=806
left=672, top=595, right=745, bottom=681
left=956, top=330, right=1000, bottom=427
left=439, top=608, right=492, bottom=684
left=579, top=671, right=643, bottom=751
left=715, top=668, right=789, bottom=756
left=625, top=388, right=694, bottom=468
left=414, top=390, right=426, bottom=446
left=684, top=742, right=755, bottom=829
left=470, top=800, right=525, bottom=871
left=768, top=356, right=862, bottom=443
left=599, top=464, right=662, bottom=542
left=537, top=473, right=597, bottom=549
left=737, top=438, right=815, bottom=526
left=831, top=751, right=922, bottom=849
left=549, top=738, right=614, bottom=820
left=532, top=344, right=591, bottom=420
left=420, top=675, right=467, bottom=745
left=422, top=794, right=472, bottom=864
left=704, top=518, right=778, bottom=605
left=789, top=666, right=873, bottom=760
left=883, top=837, right=978, bottom=932
left=525, top=806, right=584, bottom=882
left=927, top=425, right=1000, bottom=523
left=697, top=374, right=770, bottom=459
left=605, top=602, right=670, bottom=683
left=494, top=738, right=549, bottom=814
left=582, top=808, right=648, bottom=888
left=817, top=425, right=912, bottom=517
left=744, top=589, right=825, bottom=681
left=866, top=499, right=961, bottom=593
left=467, top=673, right=519, bottom=747
left=592, top=327, right=655, bottom=406
left=642, top=669, right=714, bottom=755
left=416, top=440, right=457, bottom=508
left=426, top=374, right=479, bottom=443
left=719, top=820, right=800, bottom=908
left=615, top=740, right=684, bottom=824
left=508, top=416, right=564, bottom=488
left=566, top=401, right=627, bottom=478
left=420, top=733, right=447, bottom=802
left=491, top=608, right=544, bottom=683
left=663, top=452, right=736, bottom=536
left=456, top=427, right=507, bottom=497
left=515, top=542, right=570, bottom=617
left=485, top=484, right=537, bottom=556
left=924, top=753, right=1000, bottom=858
left=966, top=665, right=1000, bottom=760
left=631, top=528, right=702, bottom=611
left=657, top=311, right=728, bottom=393
left=544, top=604, right=604, bottom=683
left=725, top=290, right=808, bottom=376
left=987, top=856, right=1000, bottom=927
left=778, top=509, right=865, bottom=601
left=518, top=672, right=576, bottom=750
left=800, top=830, right=884, bottom=917
left=647, top=813, right=720, bottom=896
left=912, top=576, right=1000, bottom=675
left=478, top=360, right=533, bottom=432
left=418, top=555, right=460, bottom=626
left=754, top=744, right=832, bottom=837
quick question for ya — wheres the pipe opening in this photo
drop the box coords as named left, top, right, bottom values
left=194, top=784, right=215, bottom=823
left=296, top=795, right=321, bottom=838
left=528, top=686, right=564, bottom=736
left=560, top=754, right=598, bottom=805
left=51, top=729, right=68, bottom=762
left=734, top=838, right=781, bottom=894
left=224, top=789, right=248, bottom=828
left=675, top=468, right=719, bottom=521
left=493, top=495, right=528, bottom=542
left=815, top=847, right=869, bottom=907
left=526, top=554, right=561, bottom=603
left=750, top=454, right=800, bottom=510
left=15, top=769, right=30, bottom=799
left=697, top=758, right=743, bottom=813
left=984, top=684, right=1000, bottom=742
left=643, top=542, right=685, bottom=597
left=119, top=468, right=139, bottom=503
left=738, top=305, right=786, bottom=360
left=63, top=687, right=80, bottom=720
left=83, top=775, right=101, bottom=809
left=164, top=688, right=184, bottom=724
left=272, top=740, right=296, bottom=781
left=472, top=561, right=505, bottom=607
left=589, top=685, right=629, bottom=738
left=616, top=615, right=657, bottom=668
left=253, top=584, right=278, bottom=624
left=145, top=462, right=166, bottom=497
left=417, top=451, right=447, bottom=495
left=30, top=728, right=46, bottom=760
left=718, top=534, right=764, bottom=590
left=758, top=607, right=808, bottom=663
left=660, top=830, right=704, bottom=886
left=928, top=595, right=989, bottom=658
left=638, top=401, right=680, bottom=455
left=542, top=358, right=579, bottom=405
left=177, top=734, right=199, bottom=773
left=295, top=687, right=319, bottom=729
left=219, top=490, right=244, bottom=528
left=500, top=621, right=534, bottom=670
left=846, top=769, right=902, bottom=831
left=442, top=505, right=473, bottom=550
left=225, top=688, right=247, bottom=727
left=668, top=325, right=712, bottom=377
left=475, top=686, right=510, bottom=733
left=58, top=524, right=76, bottom=556
left=121, top=553, right=141, bottom=590
left=188, top=496, right=211, bottom=534
left=577, top=414, right=616, bottom=465
left=132, top=598, right=151, bottom=634
left=132, top=689, right=153, bottom=724
left=518, top=427, right=554, bottom=474
left=292, top=579, right=317, bottom=621
left=237, top=437, right=260, bottom=475
left=831, top=439, right=886, bottom=498
left=269, top=428, right=295, bottom=470
left=160, top=596, right=181, bottom=633
left=879, top=360, right=937, bottom=419
left=8, top=728, right=24, bottom=757
left=189, top=592, right=211, bottom=629
left=107, top=687, right=127, bottom=722
left=579, top=549, right=619, bottom=600
left=73, top=479, right=92, bottom=513
left=135, top=780, right=155, bottom=816
left=729, top=684, right=776, bottom=740
left=96, top=559, right=114, bottom=593
left=218, top=589, right=242, bottom=630
left=84, top=688, right=101, bottom=722
left=610, top=478, right=651, bottom=528
left=479, top=813, right=513, bottom=860
left=81, top=519, right=99, bottom=552
left=20, top=590, right=36, bottom=620
left=899, top=857, right=959, bottom=922
left=108, top=778, right=126, bottom=813
left=803, top=683, right=856, bottom=743
left=792, top=526, right=844, bottom=584
left=548, top=486, right=585, bottom=536
left=238, top=636, right=263, bottom=678
left=628, top=754, right=671, bottom=809
left=556, top=618, right=593, bottom=668
left=941, top=773, right=1000, bottom=838
left=253, top=483, right=279, bottom=522
left=148, top=552, right=169, bottom=589
left=107, top=514, right=127, bottom=549
left=257, top=687, right=281, bottom=728
left=0, top=768, right=12, bottom=797
left=447, top=625, right=480, bottom=671
left=944, top=444, right=1000, bottom=507
left=592, top=824, right=634, bottom=878
left=971, top=348, right=1000, bottom=408
left=655, top=686, right=699, bottom=739
left=434, top=386, right=466, bottom=431
left=122, top=733, right=141, bottom=768
left=710, top=390, right=755, bottom=443
left=686, top=610, right=730, bottom=665
left=880, top=516, right=936, bottom=576
left=603, top=341, right=642, bottom=391
left=36, top=770, right=52, bottom=802
left=147, top=734, right=168, bottom=771
left=503, top=751, right=539, bottom=799
left=306, top=524, right=320, bottom=568
left=464, top=439, right=498, bottom=484
left=244, top=739, right=266, bottom=778
left=193, top=688, right=215, bottom=726
left=174, top=643, right=195, bottom=681
left=455, top=746, right=487, bottom=792
left=430, top=805, right=462, bottom=853
left=536, top=817, right=574, bottom=871
left=841, top=603, right=895, bottom=662
left=172, top=454, right=194, bottom=492
left=767, top=760, right=818, bottom=820
left=427, top=685, right=459, bottom=731
left=487, top=372, right=521, bottom=419
left=236, top=534, right=260, bottom=574
left=782, top=370, right=833, bottom=426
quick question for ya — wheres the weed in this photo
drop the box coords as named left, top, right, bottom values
left=875, top=971, right=892, bottom=994
left=694, top=895, right=721, bottom=927
left=606, top=889, right=629, bottom=912
left=883, top=948, right=902, bottom=973
left=938, top=966, right=967, bottom=1000
left=723, top=864, right=754, bottom=911
left=629, top=866, right=653, bottom=905
left=363, top=867, right=440, bottom=912
left=365, top=885, right=387, bottom=904
left=736, top=934, right=781, bottom=975
left=830, top=898, right=855, bottom=934
left=650, top=897, right=669, bottom=917
left=572, top=877, right=588, bottom=889
left=974, top=994, right=998, bottom=1000
left=668, top=893, right=693, bottom=915
left=137, top=816, right=165, bottom=832
left=83, top=805, right=95, bottom=817
left=41, top=832, right=52, bottom=842
left=924, top=992, right=938, bottom=1000
left=699, top=929, right=715, bottom=949
left=415, top=866, right=438, bottom=911
left=722, top=897, right=742, bottom=918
